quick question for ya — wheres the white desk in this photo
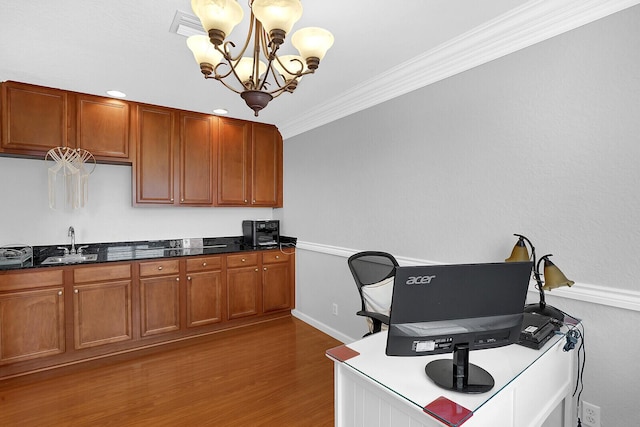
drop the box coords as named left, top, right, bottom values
left=327, top=326, right=578, bottom=427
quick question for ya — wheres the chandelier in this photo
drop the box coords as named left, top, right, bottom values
left=187, top=0, right=334, bottom=116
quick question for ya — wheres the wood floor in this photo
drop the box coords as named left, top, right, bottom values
left=0, top=316, right=342, bottom=426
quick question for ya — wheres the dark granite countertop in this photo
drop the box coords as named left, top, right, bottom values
left=0, top=236, right=296, bottom=270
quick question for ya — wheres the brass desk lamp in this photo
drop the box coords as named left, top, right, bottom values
left=506, top=234, right=574, bottom=321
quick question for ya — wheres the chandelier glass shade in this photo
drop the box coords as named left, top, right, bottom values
left=187, top=0, right=334, bottom=116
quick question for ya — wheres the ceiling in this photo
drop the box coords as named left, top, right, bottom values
left=1, top=0, right=637, bottom=139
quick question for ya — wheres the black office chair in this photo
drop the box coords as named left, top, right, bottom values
left=348, top=251, right=399, bottom=336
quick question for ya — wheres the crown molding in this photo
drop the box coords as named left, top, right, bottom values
left=279, top=0, right=640, bottom=140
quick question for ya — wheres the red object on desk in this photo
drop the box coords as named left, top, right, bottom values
left=423, top=396, right=473, bottom=426
left=326, top=344, right=360, bottom=362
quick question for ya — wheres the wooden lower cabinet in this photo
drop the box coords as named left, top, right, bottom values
left=0, top=249, right=294, bottom=379
left=226, top=253, right=260, bottom=320
left=226, top=250, right=295, bottom=319
left=0, top=269, right=65, bottom=365
left=0, top=287, right=65, bottom=364
left=72, top=264, right=133, bottom=349
left=186, top=256, right=224, bottom=327
left=262, top=251, right=294, bottom=313
left=139, top=259, right=181, bottom=337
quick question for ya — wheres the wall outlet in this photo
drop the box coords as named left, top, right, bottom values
left=332, top=303, right=338, bottom=316
left=582, top=401, right=601, bottom=427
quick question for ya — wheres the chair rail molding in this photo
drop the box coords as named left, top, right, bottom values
left=296, top=240, right=640, bottom=313
left=278, top=0, right=640, bottom=140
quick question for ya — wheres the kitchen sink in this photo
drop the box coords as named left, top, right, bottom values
left=41, top=254, right=98, bottom=265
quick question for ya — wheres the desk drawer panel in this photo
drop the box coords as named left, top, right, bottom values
left=139, top=259, right=180, bottom=277
left=226, top=253, right=258, bottom=268
left=186, top=256, right=222, bottom=272
left=0, top=269, right=64, bottom=291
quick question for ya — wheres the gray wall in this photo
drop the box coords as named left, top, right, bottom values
left=0, top=157, right=273, bottom=245
left=280, top=6, right=640, bottom=427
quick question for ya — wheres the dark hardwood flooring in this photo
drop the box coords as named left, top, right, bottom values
left=0, top=317, right=342, bottom=426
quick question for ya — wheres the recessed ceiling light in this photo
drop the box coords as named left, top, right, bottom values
left=106, top=90, right=126, bottom=98
left=213, top=108, right=228, bottom=115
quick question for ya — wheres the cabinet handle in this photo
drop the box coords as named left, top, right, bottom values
left=176, top=277, right=180, bottom=281
left=158, top=266, right=163, bottom=270
left=276, top=255, right=279, bottom=259
left=181, top=198, right=184, bottom=202
left=202, top=262, right=207, bottom=267
left=74, top=289, right=79, bottom=294
left=263, top=267, right=267, bottom=271
left=241, top=258, right=246, bottom=262
left=244, top=199, right=248, bottom=203
left=170, top=198, right=174, bottom=202
left=187, top=276, right=192, bottom=281
left=58, top=291, right=63, bottom=296
left=255, top=268, right=259, bottom=272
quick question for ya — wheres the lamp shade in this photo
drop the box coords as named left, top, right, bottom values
left=542, top=258, right=575, bottom=291
left=273, top=55, right=306, bottom=81
left=505, top=237, right=530, bottom=262
left=191, top=0, right=244, bottom=41
left=252, top=0, right=303, bottom=36
left=292, top=27, right=334, bottom=67
left=187, top=35, right=224, bottom=70
left=234, top=57, right=267, bottom=85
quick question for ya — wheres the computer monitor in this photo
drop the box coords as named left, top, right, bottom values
left=386, top=261, right=533, bottom=393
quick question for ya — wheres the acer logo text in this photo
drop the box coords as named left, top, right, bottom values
left=405, top=275, right=436, bottom=285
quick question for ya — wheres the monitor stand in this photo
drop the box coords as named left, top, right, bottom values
left=424, top=343, right=494, bottom=394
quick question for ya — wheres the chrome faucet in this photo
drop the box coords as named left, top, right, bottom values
left=68, top=226, right=76, bottom=254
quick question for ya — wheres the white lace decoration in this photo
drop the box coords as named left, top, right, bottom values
left=45, top=147, right=96, bottom=210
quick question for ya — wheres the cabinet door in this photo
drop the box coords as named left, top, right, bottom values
left=0, top=287, right=65, bottom=364
left=251, top=123, right=282, bottom=207
left=76, top=93, right=130, bottom=162
left=73, top=281, right=133, bottom=349
left=179, top=112, right=216, bottom=205
left=186, top=270, right=224, bottom=327
left=139, top=275, right=181, bottom=336
left=217, top=118, right=250, bottom=205
left=262, top=251, right=294, bottom=313
left=227, top=266, right=260, bottom=320
left=134, top=104, right=176, bottom=205
left=262, top=262, right=291, bottom=313
left=1, top=81, right=68, bottom=153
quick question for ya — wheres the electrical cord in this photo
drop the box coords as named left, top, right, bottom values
left=278, top=242, right=296, bottom=255
left=557, top=309, right=586, bottom=427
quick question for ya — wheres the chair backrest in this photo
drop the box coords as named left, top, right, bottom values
left=348, top=251, right=399, bottom=311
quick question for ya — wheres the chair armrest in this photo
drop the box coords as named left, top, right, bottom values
left=356, top=310, right=390, bottom=325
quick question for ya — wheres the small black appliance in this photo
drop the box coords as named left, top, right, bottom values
left=242, top=220, right=280, bottom=247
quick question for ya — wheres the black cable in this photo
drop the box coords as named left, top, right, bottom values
left=556, top=309, right=585, bottom=427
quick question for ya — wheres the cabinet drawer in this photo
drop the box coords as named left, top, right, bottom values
left=74, top=263, right=132, bottom=283
left=186, top=256, right=222, bottom=272
left=0, top=269, right=64, bottom=292
left=139, top=259, right=180, bottom=277
left=262, top=251, right=290, bottom=264
left=226, top=253, right=258, bottom=268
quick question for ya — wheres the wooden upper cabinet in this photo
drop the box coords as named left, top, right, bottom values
left=216, top=118, right=282, bottom=207
left=133, top=104, right=177, bottom=205
left=1, top=81, right=68, bottom=154
left=179, top=112, right=217, bottom=205
left=133, top=107, right=217, bottom=206
left=251, top=123, right=283, bottom=207
left=217, top=117, right=251, bottom=206
left=76, top=93, right=130, bottom=162
left=0, top=81, right=131, bottom=163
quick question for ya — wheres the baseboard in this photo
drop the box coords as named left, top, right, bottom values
left=291, top=309, right=355, bottom=344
